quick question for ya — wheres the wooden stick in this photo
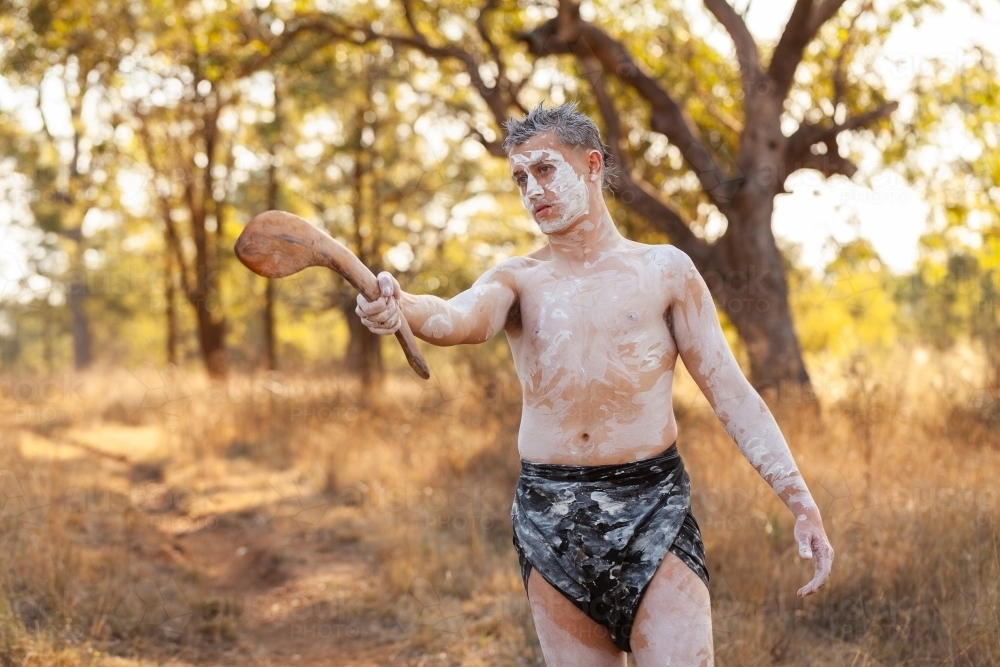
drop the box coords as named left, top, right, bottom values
left=234, top=210, right=430, bottom=379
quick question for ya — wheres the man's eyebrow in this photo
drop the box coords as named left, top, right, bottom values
left=511, top=157, right=550, bottom=169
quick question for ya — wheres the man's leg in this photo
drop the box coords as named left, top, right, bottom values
left=527, top=568, right=626, bottom=667
left=630, top=551, right=714, bottom=667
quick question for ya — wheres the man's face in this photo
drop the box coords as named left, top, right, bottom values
left=509, top=132, right=596, bottom=235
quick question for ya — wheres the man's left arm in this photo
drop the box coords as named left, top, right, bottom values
left=666, top=247, right=834, bottom=598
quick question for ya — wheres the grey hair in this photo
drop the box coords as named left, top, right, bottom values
left=502, top=102, right=617, bottom=189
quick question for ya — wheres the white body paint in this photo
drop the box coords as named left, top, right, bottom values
left=419, top=311, right=454, bottom=339
left=354, top=129, right=833, bottom=665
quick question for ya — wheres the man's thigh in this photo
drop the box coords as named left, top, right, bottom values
left=630, top=550, right=713, bottom=667
left=526, top=568, right=626, bottom=667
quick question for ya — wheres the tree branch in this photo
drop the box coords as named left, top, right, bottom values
left=308, top=15, right=520, bottom=132
left=475, top=0, right=504, bottom=78
left=702, top=0, right=761, bottom=95
left=579, top=56, right=712, bottom=264
left=465, top=127, right=506, bottom=157
left=236, top=19, right=328, bottom=79
left=401, top=0, right=431, bottom=45
left=161, top=194, right=195, bottom=303
left=787, top=137, right=858, bottom=182
left=132, top=111, right=196, bottom=301
left=520, top=13, right=742, bottom=210
left=789, top=100, right=898, bottom=148
left=475, top=0, right=528, bottom=116
left=808, top=0, right=851, bottom=36
left=832, top=1, right=872, bottom=109
left=769, top=0, right=850, bottom=99
left=783, top=100, right=898, bottom=184
left=767, top=0, right=815, bottom=97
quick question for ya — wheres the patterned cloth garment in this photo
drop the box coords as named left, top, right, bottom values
left=511, top=441, right=709, bottom=653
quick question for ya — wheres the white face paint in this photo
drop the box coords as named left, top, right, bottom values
left=509, top=149, right=591, bottom=234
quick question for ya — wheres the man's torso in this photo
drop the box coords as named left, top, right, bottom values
left=498, top=240, right=687, bottom=465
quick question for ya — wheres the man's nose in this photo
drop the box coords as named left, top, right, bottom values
left=525, top=179, right=544, bottom=199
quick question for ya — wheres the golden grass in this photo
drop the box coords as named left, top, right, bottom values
left=1, top=342, right=999, bottom=665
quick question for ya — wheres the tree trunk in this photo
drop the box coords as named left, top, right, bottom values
left=190, top=100, right=228, bottom=380
left=709, top=94, right=816, bottom=406
left=44, top=306, right=54, bottom=373
left=189, top=205, right=228, bottom=379
left=711, top=194, right=814, bottom=404
left=195, top=300, right=228, bottom=378
left=343, top=300, right=383, bottom=388
left=62, top=230, right=92, bottom=371
left=263, top=278, right=277, bottom=371
left=344, top=86, right=381, bottom=388
left=262, top=135, right=280, bottom=372
left=164, top=245, right=178, bottom=366
left=67, top=273, right=92, bottom=370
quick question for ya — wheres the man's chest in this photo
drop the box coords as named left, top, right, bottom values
left=514, top=269, right=674, bottom=352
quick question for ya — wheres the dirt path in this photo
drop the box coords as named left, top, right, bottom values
left=12, top=423, right=466, bottom=667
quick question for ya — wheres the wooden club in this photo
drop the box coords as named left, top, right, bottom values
left=234, top=210, right=431, bottom=379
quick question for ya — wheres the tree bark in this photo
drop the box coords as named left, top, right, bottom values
left=196, top=304, right=228, bottom=378
left=136, top=99, right=229, bottom=379
left=164, top=241, right=178, bottom=366
left=183, top=195, right=228, bottom=379
left=67, top=278, right=92, bottom=371
left=187, top=97, right=228, bottom=379
left=343, top=78, right=382, bottom=388
left=707, top=91, right=815, bottom=400
left=710, top=186, right=813, bottom=400
left=343, top=300, right=383, bottom=385
left=261, top=165, right=278, bottom=372
left=66, top=241, right=92, bottom=371
left=262, top=87, right=281, bottom=372
left=61, top=228, right=93, bottom=371
left=263, top=279, right=277, bottom=371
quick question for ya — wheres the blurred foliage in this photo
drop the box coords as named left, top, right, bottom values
left=0, top=0, right=998, bottom=378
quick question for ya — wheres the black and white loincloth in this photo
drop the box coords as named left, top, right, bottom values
left=511, top=441, right=709, bottom=653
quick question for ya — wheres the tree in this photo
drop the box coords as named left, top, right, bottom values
left=304, top=0, right=969, bottom=401
left=0, top=0, right=131, bottom=370
left=269, top=39, right=512, bottom=384
left=118, top=0, right=316, bottom=378
left=892, top=47, right=1000, bottom=372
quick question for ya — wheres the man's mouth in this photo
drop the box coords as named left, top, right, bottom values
left=534, top=203, right=553, bottom=215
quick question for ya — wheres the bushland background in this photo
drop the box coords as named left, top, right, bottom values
left=2, top=0, right=1000, bottom=665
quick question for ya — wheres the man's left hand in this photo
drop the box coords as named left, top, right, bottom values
left=794, top=516, right=834, bottom=598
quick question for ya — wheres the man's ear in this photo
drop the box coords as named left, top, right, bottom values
left=587, top=149, right=603, bottom=183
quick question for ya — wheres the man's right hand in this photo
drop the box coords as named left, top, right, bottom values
left=355, top=271, right=403, bottom=335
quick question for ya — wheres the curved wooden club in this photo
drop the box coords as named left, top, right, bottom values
left=234, top=210, right=431, bottom=380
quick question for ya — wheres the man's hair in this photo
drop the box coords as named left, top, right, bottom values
left=502, top=102, right=617, bottom=189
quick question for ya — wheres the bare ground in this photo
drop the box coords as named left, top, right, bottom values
left=5, top=420, right=536, bottom=667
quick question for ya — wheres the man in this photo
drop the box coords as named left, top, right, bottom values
left=355, top=103, right=833, bottom=667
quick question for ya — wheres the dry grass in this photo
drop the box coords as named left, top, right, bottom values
left=2, top=342, right=1000, bottom=666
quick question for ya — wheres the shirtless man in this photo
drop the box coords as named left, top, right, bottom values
left=356, top=103, right=833, bottom=667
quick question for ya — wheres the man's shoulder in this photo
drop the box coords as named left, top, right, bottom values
left=629, top=241, right=694, bottom=273
left=491, top=252, right=545, bottom=275
left=477, top=254, right=540, bottom=291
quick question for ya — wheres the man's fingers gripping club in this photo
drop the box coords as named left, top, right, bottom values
left=356, top=271, right=402, bottom=335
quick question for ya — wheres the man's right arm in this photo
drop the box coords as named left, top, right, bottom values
left=356, top=262, right=518, bottom=347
